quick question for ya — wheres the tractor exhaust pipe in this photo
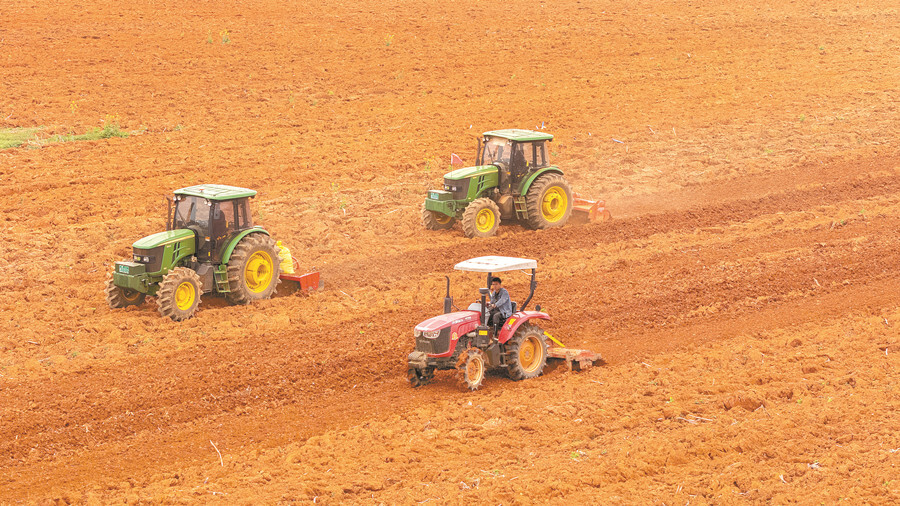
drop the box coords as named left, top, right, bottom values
left=165, top=196, right=173, bottom=231
left=520, top=268, right=537, bottom=312
left=443, top=276, right=453, bottom=314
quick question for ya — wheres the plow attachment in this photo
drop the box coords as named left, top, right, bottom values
left=278, top=257, right=322, bottom=295
left=543, top=331, right=603, bottom=371
left=572, top=194, right=611, bottom=222
left=547, top=347, right=603, bottom=371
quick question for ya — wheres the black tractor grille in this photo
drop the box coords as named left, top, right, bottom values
left=416, top=327, right=452, bottom=355
left=415, top=336, right=435, bottom=354
left=444, top=178, right=470, bottom=200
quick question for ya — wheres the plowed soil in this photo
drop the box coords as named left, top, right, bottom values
left=2, top=0, right=899, bottom=503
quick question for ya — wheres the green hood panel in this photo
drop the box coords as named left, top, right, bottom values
left=444, top=165, right=498, bottom=180
left=133, top=229, right=195, bottom=249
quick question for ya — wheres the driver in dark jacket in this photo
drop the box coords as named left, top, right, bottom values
left=487, top=277, right=512, bottom=331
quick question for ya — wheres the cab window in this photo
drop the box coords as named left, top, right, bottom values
left=236, top=198, right=253, bottom=228
left=173, top=196, right=210, bottom=230
left=483, top=137, right=512, bottom=165
left=533, top=141, right=548, bottom=167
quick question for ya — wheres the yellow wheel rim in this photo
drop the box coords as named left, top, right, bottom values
left=541, top=187, right=568, bottom=223
left=434, top=212, right=453, bottom=224
left=519, top=336, right=542, bottom=373
left=245, top=251, right=274, bottom=293
left=175, top=281, right=196, bottom=311
left=475, top=208, right=496, bottom=233
left=467, top=356, right=484, bottom=384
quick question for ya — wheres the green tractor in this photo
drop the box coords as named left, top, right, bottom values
left=422, top=129, right=600, bottom=238
left=105, top=184, right=281, bottom=321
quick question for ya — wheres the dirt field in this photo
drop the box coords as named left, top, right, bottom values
left=2, top=0, right=899, bottom=503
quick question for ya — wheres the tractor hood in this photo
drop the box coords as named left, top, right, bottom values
left=443, top=165, right=497, bottom=181
left=415, top=310, right=480, bottom=332
left=132, top=229, right=195, bottom=250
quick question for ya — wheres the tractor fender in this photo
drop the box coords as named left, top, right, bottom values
left=220, top=227, right=270, bottom=264
left=497, top=311, right=551, bottom=344
left=518, top=167, right=564, bottom=196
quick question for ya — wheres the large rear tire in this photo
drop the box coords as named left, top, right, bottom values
left=461, top=198, right=501, bottom=238
left=524, top=174, right=573, bottom=229
left=156, top=267, right=201, bottom=321
left=422, top=203, right=456, bottom=230
left=105, top=275, right=145, bottom=308
left=506, top=324, right=548, bottom=381
left=226, top=234, right=281, bottom=305
left=457, top=348, right=487, bottom=391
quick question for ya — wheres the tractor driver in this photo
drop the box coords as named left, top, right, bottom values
left=486, top=277, right=512, bottom=331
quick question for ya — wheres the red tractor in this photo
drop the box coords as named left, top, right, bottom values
left=407, top=256, right=601, bottom=390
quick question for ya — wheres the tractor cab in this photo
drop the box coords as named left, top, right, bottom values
left=478, top=130, right=552, bottom=194
left=169, top=185, right=256, bottom=264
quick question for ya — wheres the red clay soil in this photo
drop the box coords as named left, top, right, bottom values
left=1, top=0, right=899, bottom=503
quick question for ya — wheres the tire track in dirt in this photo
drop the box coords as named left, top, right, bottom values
left=605, top=148, right=899, bottom=219
left=5, top=271, right=900, bottom=501
left=322, top=156, right=900, bottom=291
left=5, top=167, right=900, bottom=498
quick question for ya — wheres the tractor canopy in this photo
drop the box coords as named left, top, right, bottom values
left=456, top=256, right=540, bottom=317
left=454, top=256, right=537, bottom=272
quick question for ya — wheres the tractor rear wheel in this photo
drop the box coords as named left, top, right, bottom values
left=105, top=275, right=145, bottom=308
left=422, top=203, right=456, bottom=230
left=506, top=324, right=548, bottom=381
left=407, top=366, right=435, bottom=388
left=156, top=267, right=201, bottom=321
left=226, top=234, right=281, bottom=305
left=462, top=198, right=501, bottom=238
left=457, top=348, right=487, bottom=391
left=524, top=174, right=573, bottom=229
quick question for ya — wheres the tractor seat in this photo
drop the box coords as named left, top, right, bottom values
left=511, top=301, right=517, bottom=314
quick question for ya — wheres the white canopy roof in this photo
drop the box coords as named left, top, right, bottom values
left=454, top=256, right=537, bottom=273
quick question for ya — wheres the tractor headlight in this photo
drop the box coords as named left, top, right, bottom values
left=413, top=329, right=422, bottom=338
left=423, top=330, right=441, bottom=339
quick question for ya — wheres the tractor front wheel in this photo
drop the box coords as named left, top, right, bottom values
left=462, top=198, right=501, bottom=238
left=422, top=203, right=456, bottom=230
left=524, top=174, right=573, bottom=229
left=156, top=267, right=202, bottom=321
left=407, top=366, right=435, bottom=388
left=506, top=324, right=548, bottom=381
left=105, top=275, right=146, bottom=308
left=226, top=234, right=281, bottom=305
left=457, top=348, right=487, bottom=391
